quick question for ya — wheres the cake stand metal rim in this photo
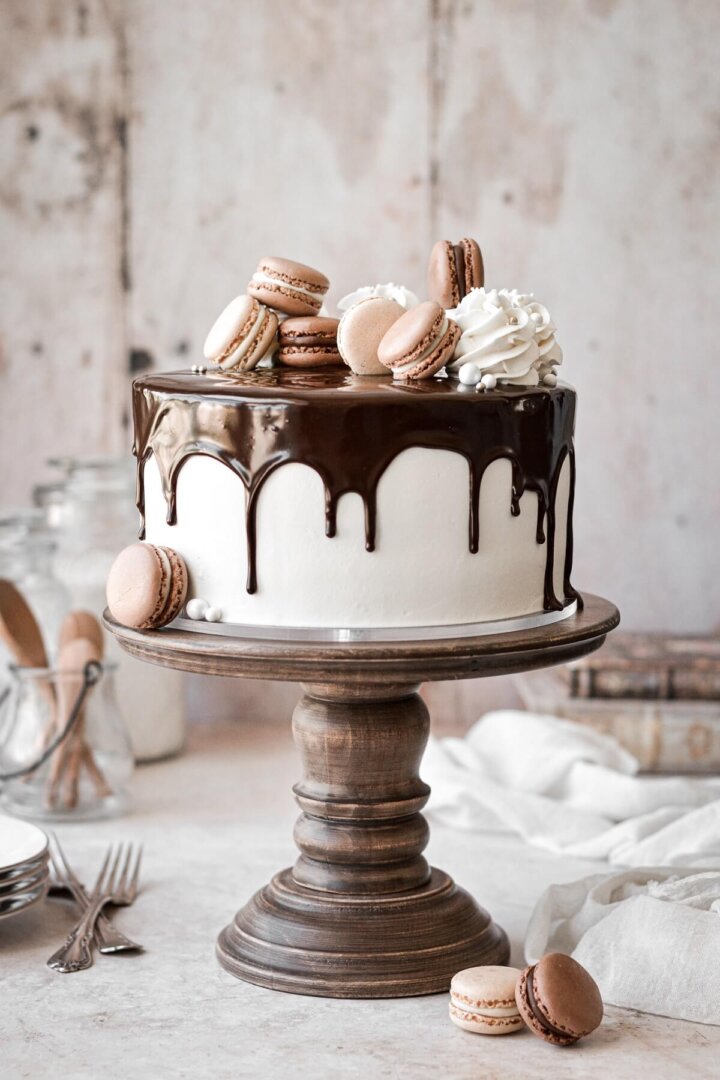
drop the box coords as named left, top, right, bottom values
left=103, top=592, right=619, bottom=684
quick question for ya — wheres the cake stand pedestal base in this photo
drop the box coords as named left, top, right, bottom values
left=106, top=593, right=619, bottom=999
left=217, top=681, right=508, bottom=997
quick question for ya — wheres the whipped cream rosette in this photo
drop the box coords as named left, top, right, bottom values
left=446, top=288, right=562, bottom=386
left=510, top=291, right=563, bottom=378
left=338, top=283, right=420, bottom=313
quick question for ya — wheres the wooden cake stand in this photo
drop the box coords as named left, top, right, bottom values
left=105, top=593, right=618, bottom=999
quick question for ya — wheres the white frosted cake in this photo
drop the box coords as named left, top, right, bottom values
left=132, top=368, right=578, bottom=635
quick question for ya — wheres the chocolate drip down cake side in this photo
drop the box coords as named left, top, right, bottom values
left=110, top=242, right=580, bottom=638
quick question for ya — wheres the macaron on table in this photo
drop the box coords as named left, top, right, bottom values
left=105, top=242, right=619, bottom=998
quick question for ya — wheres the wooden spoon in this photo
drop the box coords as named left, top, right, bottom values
left=47, top=636, right=101, bottom=808
left=0, top=580, right=56, bottom=768
left=58, top=610, right=104, bottom=660
left=0, top=579, right=49, bottom=669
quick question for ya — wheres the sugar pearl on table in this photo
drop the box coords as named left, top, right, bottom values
left=480, top=373, right=497, bottom=391
left=458, top=362, right=482, bottom=386
left=542, top=372, right=558, bottom=387
left=204, top=606, right=223, bottom=623
left=186, top=598, right=208, bottom=621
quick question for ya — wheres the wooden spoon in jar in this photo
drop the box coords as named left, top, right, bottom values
left=0, top=578, right=49, bottom=669
left=0, top=580, right=56, bottom=748
left=57, top=612, right=107, bottom=807
left=47, top=635, right=102, bottom=808
left=58, top=610, right=105, bottom=660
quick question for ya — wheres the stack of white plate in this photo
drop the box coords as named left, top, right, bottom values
left=0, top=814, right=49, bottom=920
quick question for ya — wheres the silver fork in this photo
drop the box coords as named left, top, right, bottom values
left=49, top=835, right=143, bottom=955
left=47, top=844, right=139, bottom=973
left=112, top=843, right=142, bottom=908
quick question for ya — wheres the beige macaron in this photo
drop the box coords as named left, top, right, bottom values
left=106, top=543, right=188, bottom=630
left=203, top=294, right=278, bottom=372
left=378, top=300, right=460, bottom=380
left=449, top=966, right=524, bottom=1036
left=337, top=296, right=405, bottom=376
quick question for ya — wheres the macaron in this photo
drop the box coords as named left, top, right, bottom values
left=247, top=256, right=329, bottom=316
left=377, top=300, right=460, bottom=380
left=277, top=316, right=342, bottom=368
left=337, top=296, right=405, bottom=376
left=515, top=954, right=603, bottom=1046
left=106, top=543, right=188, bottom=630
left=427, top=237, right=484, bottom=309
left=203, top=294, right=278, bottom=372
left=449, top=966, right=524, bottom=1036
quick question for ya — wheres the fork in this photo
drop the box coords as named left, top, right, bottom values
left=49, top=835, right=143, bottom=955
left=47, top=844, right=141, bottom=973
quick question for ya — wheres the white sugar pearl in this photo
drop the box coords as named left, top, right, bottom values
left=186, top=598, right=208, bottom=621
left=204, top=606, right=223, bottom=623
left=480, top=373, right=497, bottom=391
left=458, top=362, right=482, bottom=386
left=542, top=372, right=558, bottom=387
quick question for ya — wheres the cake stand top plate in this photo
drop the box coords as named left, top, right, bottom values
left=104, top=593, right=619, bottom=686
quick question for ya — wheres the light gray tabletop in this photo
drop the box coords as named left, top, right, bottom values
left=2, top=718, right=717, bottom=1079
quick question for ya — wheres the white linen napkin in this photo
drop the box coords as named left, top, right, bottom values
left=423, top=710, right=720, bottom=866
left=525, top=868, right=720, bottom=1025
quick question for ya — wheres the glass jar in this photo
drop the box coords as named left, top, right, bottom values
left=0, top=513, right=71, bottom=709
left=45, top=456, right=186, bottom=762
left=32, top=480, right=68, bottom=531
left=0, top=661, right=133, bottom=821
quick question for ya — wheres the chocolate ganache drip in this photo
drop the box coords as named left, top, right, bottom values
left=132, top=369, right=579, bottom=611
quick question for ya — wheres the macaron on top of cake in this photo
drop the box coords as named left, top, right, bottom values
left=449, top=966, right=524, bottom=1036
left=427, top=237, right=484, bottom=309
left=106, top=543, right=188, bottom=630
left=516, top=953, right=603, bottom=1046
left=377, top=300, right=461, bottom=380
left=203, top=294, right=278, bottom=372
left=337, top=296, right=405, bottom=376
left=277, top=316, right=341, bottom=368
left=248, top=256, right=329, bottom=316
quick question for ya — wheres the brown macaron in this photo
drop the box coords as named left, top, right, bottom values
left=277, top=316, right=341, bottom=368
left=248, top=256, right=329, bottom=316
left=106, top=543, right=188, bottom=630
left=427, top=237, right=484, bottom=309
left=515, top=954, right=603, bottom=1047
left=377, top=300, right=461, bottom=380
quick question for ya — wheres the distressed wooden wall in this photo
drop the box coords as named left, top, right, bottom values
left=2, top=0, right=719, bottom=633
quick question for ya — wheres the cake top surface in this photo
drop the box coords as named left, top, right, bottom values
left=135, top=367, right=572, bottom=404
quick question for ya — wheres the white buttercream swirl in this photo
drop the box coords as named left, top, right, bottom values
left=337, top=283, right=420, bottom=313
left=446, top=288, right=562, bottom=385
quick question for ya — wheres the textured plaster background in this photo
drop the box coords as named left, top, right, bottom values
left=1, top=0, right=719, bottom=631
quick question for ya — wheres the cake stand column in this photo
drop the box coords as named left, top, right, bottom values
left=216, top=680, right=510, bottom=998
left=292, top=682, right=432, bottom=894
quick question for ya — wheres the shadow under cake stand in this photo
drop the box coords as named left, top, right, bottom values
left=105, top=593, right=619, bottom=999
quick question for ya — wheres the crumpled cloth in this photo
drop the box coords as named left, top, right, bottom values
left=525, top=868, right=720, bottom=1025
left=423, top=710, right=720, bottom=866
